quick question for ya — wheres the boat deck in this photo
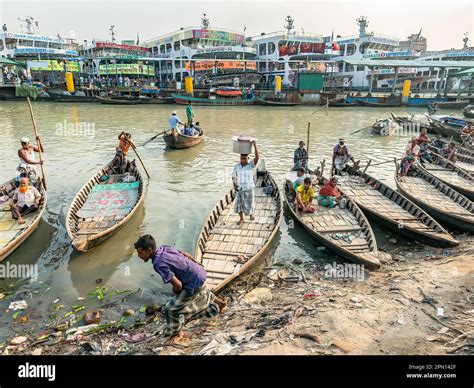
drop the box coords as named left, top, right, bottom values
left=0, top=208, right=37, bottom=248
left=199, top=176, right=279, bottom=289
left=457, top=161, right=474, bottom=174
left=422, top=162, right=473, bottom=187
left=398, top=176, right=473, bottom=218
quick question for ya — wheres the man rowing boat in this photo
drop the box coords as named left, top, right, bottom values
left=293, top=141, right=308, bottom=171
left=232, top=140, right=259, bottom=226
left=112, top=132, right=132, bottom=174
left=134, top=234, right=225, bottom=343
left=332, top=138, right=355, bottom=175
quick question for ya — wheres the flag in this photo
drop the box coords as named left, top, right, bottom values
left=136, top=33, right=140, bottom=45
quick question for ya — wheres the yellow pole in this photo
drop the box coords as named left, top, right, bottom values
left=185, top=76, right=194, bottom=96
left=275, top=76, right=282, bottom=94
left=65, top=72, right=75, bottom=93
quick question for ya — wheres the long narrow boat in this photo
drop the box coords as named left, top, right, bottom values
left=194, top=170, right=283, bottom=293
left=371, top=119, right=397, bottom=136
left=429, top=138, right=473, bottom=158
left=357, top=100, right=401, bottom=108
left=329, top=100, right=358, bottom=107
left=256, top=98, right=298, bottom=107
left=163, top=128, right=204, bottom=149
left=395, top=163, right=474, bottom=232
left=48, top=91, right=97, bottom=103
left=417, top=153, right=474, bottom=200
left=66, top=161, right=145, bottom=251
left=96, top=96, right=143, bottom=105
left=436, top=100, right=470, bottom=110
left=283, top=171, right=380, bottom=270
left=172, top=94, right=256, bottom=106
left=428, top=144, right=474, bottom=174
left=337, top=167, right=458, bottom=247
left=0, top=178, right=47, bottom=261
left=427, top=117, right=462, bottom=141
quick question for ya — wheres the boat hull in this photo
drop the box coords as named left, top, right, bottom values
left=163, top=129, right=204, bottom=149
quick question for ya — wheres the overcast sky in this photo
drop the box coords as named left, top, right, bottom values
left=0, top=0, right=472, bottom=50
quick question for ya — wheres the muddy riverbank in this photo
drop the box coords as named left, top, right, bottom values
left=2, top=236, right=472, bottom=356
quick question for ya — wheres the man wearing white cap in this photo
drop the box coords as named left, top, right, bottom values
left=17, top=137, right=44, bottom=171
left=169, top=111, right=184, bottom=130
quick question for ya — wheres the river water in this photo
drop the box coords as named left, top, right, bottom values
left=0, top=101, right=428, bottom=340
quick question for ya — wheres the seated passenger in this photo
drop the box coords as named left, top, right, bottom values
left=10, top=177, right=41, bottom=225
left=295, top=177, right=316, bottom=213
left=318, top=176, right=341, bottom=208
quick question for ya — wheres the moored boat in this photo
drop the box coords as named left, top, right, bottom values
left=417, top=153, right=474, bottom=200
left=172, top=94, right=256, bottom=106
left=96, top=96, right=143, bottom=105
left=329, top=100, right=358, bottom=107
left=256, top=98, right=298, bottom=106
left=357, top=100, right=401, bottom=108
left=337, top=166, right=458, bottom=247
left=436, top=100, right=470, bottom=110
left=163, top=128, right=204, bottom=149
left=194, top=170, right=283, bottom=293
left=394, top=162, right=474, bottom=233
left=48, top=91, right=97, bottom=103
left=66, top=161, right=145, bottom=251
left=0, top=177, right=47, bottom=261
left=284, top=171, right=380, bottom=269
left=371, top=118, right=397, bottom=136
left=426, top=116, right=463, bottom=141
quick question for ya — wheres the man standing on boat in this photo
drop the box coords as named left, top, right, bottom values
left=169, top=111, right=184, bottom=130
left=134, top=234, right=226, bottom=344
left=17, top=137, right=44, bottom=181
left=232, top=140, right=259, bottom=226
left=186, top=101, right=194, bottom=126
left=293, top=141, right=308, bottom=171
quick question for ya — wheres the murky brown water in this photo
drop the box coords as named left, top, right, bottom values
left=0, top=101, right=428, bottom=340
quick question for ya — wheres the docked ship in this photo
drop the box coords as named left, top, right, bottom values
left=143, top=14, right=257, bottom=86
left=0, top=17, right=79, bottom=85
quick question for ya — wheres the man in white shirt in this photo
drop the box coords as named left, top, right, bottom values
left=232, top=140, right=259, bottom=225
left=169, top=111, right=183, bottom=130
left=11, top=178, right=41, bottom=225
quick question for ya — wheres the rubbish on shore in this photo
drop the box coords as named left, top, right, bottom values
left=83, top=310, right=101, bottom=325
left=304, top=290, right=321, bottom=299
left=0, top=293, right=5, bottom=300
left=15, top=315, right=28, bottom=324
left=350, top=296, right=360, bottom=303
left=123, top=332, right=147, bottom=343
left=10, top=336, right=28, bottom=345
left=145, top=305, right=161, bottom=315
left=292, top=258, right=303, bottom=265
left=31, top=348, right=43, bottom=356
left=53, top=298, right=60, bottom=304
left=95, top=278, right=103, bottom=284
left=123, top=309, right=135, bottom=317
left=331, top=339, right=353, bottom=353
left=55, top=322, right=70, bottom=331
left=242, top=288, right=273, bottom=304
left=198, top=330, right=261, bottom=355
left=8, top=300, right=28, bottom=310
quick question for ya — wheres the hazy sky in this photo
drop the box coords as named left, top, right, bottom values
left=0, top=0, right=472, bottom=50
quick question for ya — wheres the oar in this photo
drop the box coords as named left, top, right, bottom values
left=306, top=122, right=311, bottom=162
left=349, top=125, right=372, bottom=136
left=26, top=97, right=47, bottom=190
left=130, top=141, right=151, bottom=180
left=139, top=130, right=167, bottom=147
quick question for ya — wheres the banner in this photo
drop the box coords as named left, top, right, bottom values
left=96, top=42, right=149, bottom=52
left=98, top=63, right=155, bottom=75
left=185, top=61, right=257, bottom=72
left=278, top=42, right=326, bottom=56
left=28, top=60, right=79, bottom=72
left=192, top=30, right=244, bottom=44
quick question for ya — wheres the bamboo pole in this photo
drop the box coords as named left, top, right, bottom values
left=306, top=122, right=311, bottom=163
left=130, top=141, right=151, bottom=179
left=26, top=97, right=47, bottom=190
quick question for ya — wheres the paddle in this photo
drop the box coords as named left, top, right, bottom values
left=139, top=130, right=167, bottom=147
left=26, top=97, right=47, bottom=190
left=130, top=141, right=151, bottom=180
left=349, top=125, right=372, bottom=136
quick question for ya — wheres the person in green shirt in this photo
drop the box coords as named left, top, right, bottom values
left=186, top=101, right=194, bottom=126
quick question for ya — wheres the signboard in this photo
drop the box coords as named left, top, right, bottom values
left=14, top=48, right=78, bottom=56
left=27, top=60, right=79, bottom=72
left=4, top=32, right=65, bottom=43
left=371, top=68, right=417, bottom=75
left=362, top=50, right=418, bottom=59
left=95, top=42, right=148, bottom=52
left=99, top=63, right=154, bottom=75
left=185, top=61, right=257, bottom=72
left=192, top=29, right=244, bottom=44
left=279, top=42, right=325, bottom=56
left=307, top=62, right=326, bottom=72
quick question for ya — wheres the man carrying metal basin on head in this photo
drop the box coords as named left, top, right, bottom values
left=232, top=136, right=259, bottom=226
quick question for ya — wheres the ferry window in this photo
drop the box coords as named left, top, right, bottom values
left=356, top=65, right=365, bottom=71
left=0, top=40, right=3, bottom=51
left=268, top=42, right=276, bottom=54
left=259, top=44, right=266, bottom=55
left=346, top=64, right=353, bottom=72
left=359, top=42, right=369, bottom=54
left=166, top=43, right=172, bottom=52
left=174, top=41, right=180, bottom=51
left=160, top=44, right=165, bottom=54
left=19, top=39, right=34, bottom=47
left=259, top=61, right=266, bottom=72
left=174, top=60, right=181, bottom=68
left=346, top=44, right=356, bottom=56
left=35, top=41, right=48, bottom=48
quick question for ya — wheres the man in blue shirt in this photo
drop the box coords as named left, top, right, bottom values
left=135, top=234, right=225, bottom=343
left=168, top=111, right=183, bottom=129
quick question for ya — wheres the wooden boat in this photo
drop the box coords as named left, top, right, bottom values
left=172, top=94, right=256, bottom=106
left=462, top=105, right=474, bottom=119
left=391, top=113, right=431, bottom=132
left=66, top=161, right=145, bottom=251
left=429, top=137, right=473, bottom=158
left=194, top=170, right=283, bottom=293
left=163, top=128, right=204, bottom=149
left=426, top=116, right=462, bottom=141
left=417, top=153, right=474, bottom=200
left=428, top=144, right=474, bottom=171
left=395, top=162, right=474, bottom=233
left=256, top=98, right=298, bottom=107
left=436, top=100, right=470, bottom=110
left=329, top=100, right=357, bottom=107
left=215, top=87, right=242, bottom=97
left=96, top=96, right=143, bottom=105
left=371, top=118, right=397, bottom=136
left=140, top=96, right=175, bottom=104
left=338, top=167, right=458, bottom=247
left=283, top=171, right=380, bottom=270
left=356, top=100, right=401, bottom=108
left=48, top=91, right=97, bottom=103
left=0, top=178, right=47, bottom=261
